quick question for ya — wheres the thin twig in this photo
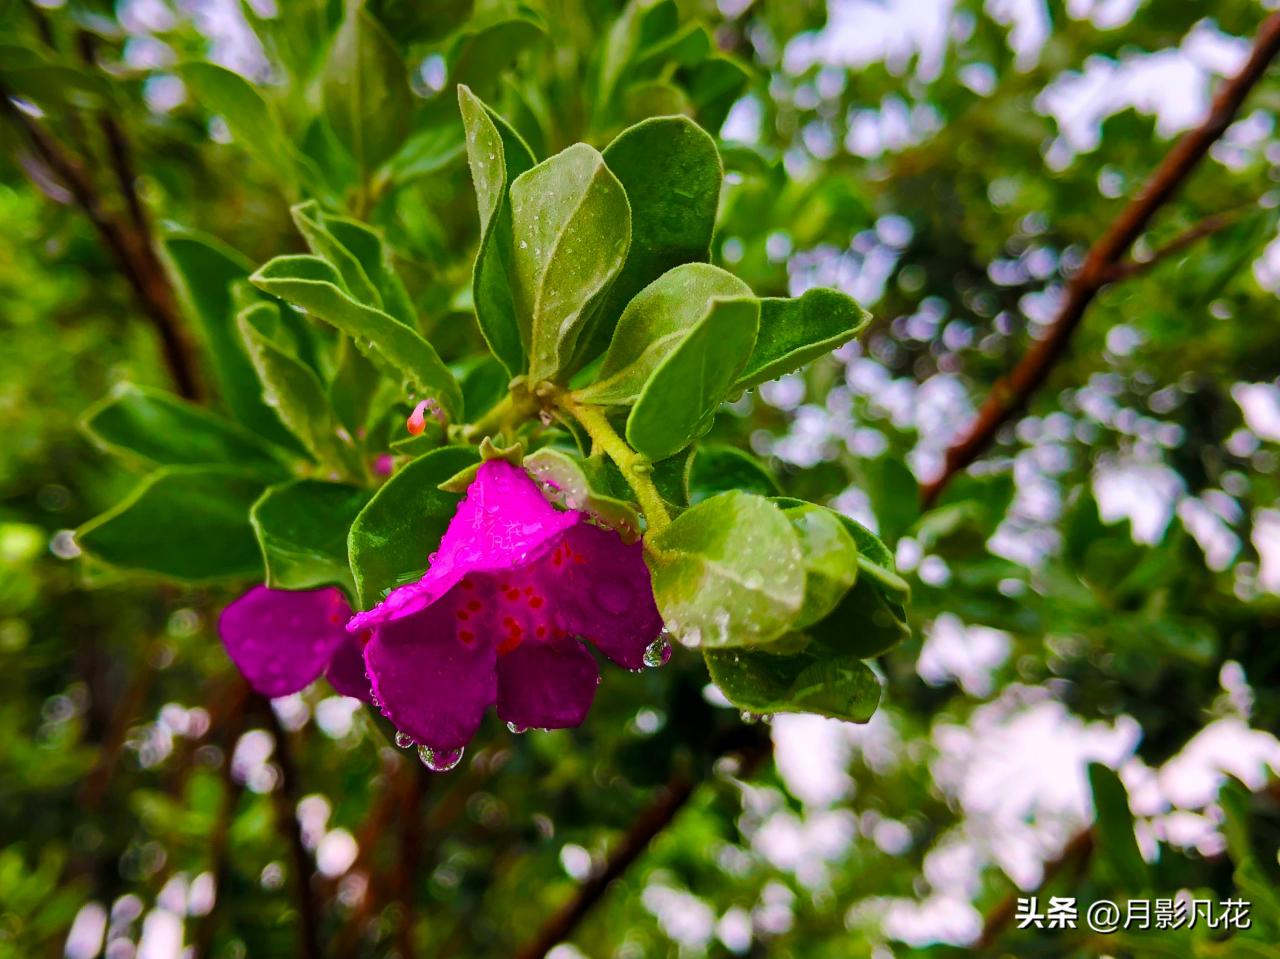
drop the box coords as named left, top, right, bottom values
left=75, top=31, right=151, bottom=238
left=261, top=700, right=324, bottom=959
left=393, top=762, right=430, bottom=959
left=190, top=680, right=251, bottom=959
left=976, top=827, right=1094, bottom=950
left=922, top=13, right=1280, bottom=507
left=512, top=731, right=771, bottom=959
left=0, top=83, right=203, bottom=400
left=1103, top=203, right=1257, bottom=283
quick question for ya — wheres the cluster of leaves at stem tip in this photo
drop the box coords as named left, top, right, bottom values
left=72, top=80, right=910, bottom=727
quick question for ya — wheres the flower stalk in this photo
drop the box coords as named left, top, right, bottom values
left=554, top=394, right=671, bottom=534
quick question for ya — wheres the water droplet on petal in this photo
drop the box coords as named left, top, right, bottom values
left=417, top=745, right=465, bottom=772
left=394, top=730, right=414, bottom=749
left=643, top=634, right=672, bottom=668
left=505, top=721, right=527, bottom=735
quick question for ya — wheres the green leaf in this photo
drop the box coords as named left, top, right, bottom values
left=772, top=498, right=911, bottom=657
left=705, top=647, right=880, bottom=722
left=290, top=201, right=381, bottom=307
left=76, top=468, right=265, bottom=582
left=1087, top=763, right=1149, bottom=891
left=250, top=255, right=461, bottom=420
left=251, top=480, right=371, bottom=593
left=348, top=446, right=480, bottom=608
left=581, top=115, right=721, bottom=365
left=808, top=577, right=910, bottom=659
left=734, top=287, right=870, bottom=391
left=447, top=14, right=547, bottom=90
left=684, top=55, right=751, bottom=130
left=162, top=231, right=304, bottom=453
left=784, top=503, right=859, bottom=630
left=385, top=118, right=467, bottom=184
left=460, top=354, right=510, bottom=420
left=596, top=0, right=679, bottom=119
left=176, top=63, right=311, bottom=194
left=689, top=445, right=779, bottom=502
left=625, top=296, right=759, bottom=461
left=0, top=45, right=113, bottom=110
left=81, top=383, right=290, bottom=478
left=367, top=0, right=474, bottom=45
left=509, top=143, right=631, bottom=382
left=237, top=303, right=364, bottom=478
left=322, top=6, right=413, bottom=175
left=576, top=263, right=752, bottom=405
left=292, top=201, right=415, bottom=326
left=523, top=448, right=641, bottom=541
left=322, top=216, right=417, bottom=327
left=646, top=491, right=804, bottom=647
left=459, top=85, right=536, bottom=376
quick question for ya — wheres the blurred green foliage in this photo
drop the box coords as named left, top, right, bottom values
left=3, top=1, right=1280, bottom=958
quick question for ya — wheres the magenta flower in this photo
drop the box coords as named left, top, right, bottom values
left=219, top=586, right=372, bottom=701
left=347, top=460, right=664, bottom=752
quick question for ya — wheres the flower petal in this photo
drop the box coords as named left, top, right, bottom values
left=324, top=631, right=373, bottom=701
left=349, top=460, right=579, bottom=632
left=364, top=586, right=497, bottom=749
left=496, top=636, right=599, bottom=731
left=548, top=523, right=664, bottom=669
left=219, top=586, right=350, bottom=698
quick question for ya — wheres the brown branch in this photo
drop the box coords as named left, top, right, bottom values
left=0, top=85, right=203, bottom=400
left=512, top=731, right=771, bottom=959
left=1103, top=203, right=1256, bottom=283
left=922, top=12, right=1280, bottom=507
left=261, top=700, right=324, bottom=959
left=190, top=679, right=251, bottom=959
left=393, top=762, right=430, bottom=959
left=976, top=826, right=1095, bottom=950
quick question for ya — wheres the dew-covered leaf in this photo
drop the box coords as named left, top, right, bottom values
left=735, top=287, right=870, bottom=391
left=646, top=491, right=804, bottom=647
left=576, top=263, right=751, bottom=405
left=705, top=646, right=880, bottom=722
left=625, top=296, right=758, bottom=461
left=509, top=143, right=631, bottom=382
left=459, top=85, right=536, bottom=376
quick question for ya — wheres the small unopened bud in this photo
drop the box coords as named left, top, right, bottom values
left=406, top=400, right=431, bottom=435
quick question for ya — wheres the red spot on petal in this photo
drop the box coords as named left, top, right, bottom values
left=535, top=625, right=547, bottom=638
left=505, top=588, right=520, bottom=601
left=455, top=609, right=469, bottom=621
left=467, top=600, right=482, bottom=612
left=461, top=579, right=475, bottom=590
left=529, top=595, right=544, bottom=609
left=459, top=629, right=475, bottom=644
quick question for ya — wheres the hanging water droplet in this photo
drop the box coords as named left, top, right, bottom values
left=505, top=721, right=527, bottom=735
left=417, top=745, right=465, bottom=771
left=394, top=730, right=414, bottom=749
left=739, top=711, right=759, bottom=725
left=643, top=634, right=672, bottom=668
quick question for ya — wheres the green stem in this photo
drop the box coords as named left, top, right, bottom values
left=464, top=390, right=540, bottom=442
left=557, top=396, right=671, bottom=534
